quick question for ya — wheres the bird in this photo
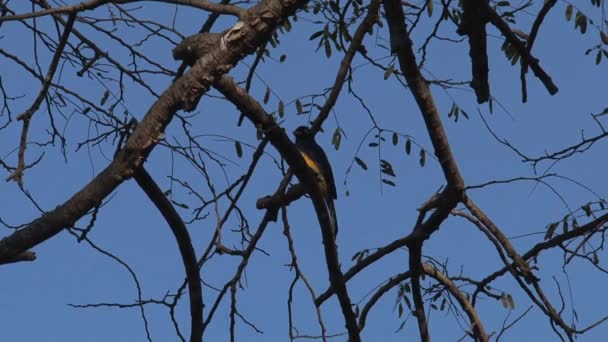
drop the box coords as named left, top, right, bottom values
left=293, top=126, right=338, bottom=237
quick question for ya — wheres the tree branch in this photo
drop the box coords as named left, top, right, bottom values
left=422, top=264, right=488, bottom=342
left=0, top=0, right=245, bottom=21
left=0, top=0, right=310, bottom=263
left=133, top=167, right=203, bottom=342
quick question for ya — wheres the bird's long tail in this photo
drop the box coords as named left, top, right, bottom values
left=326, top=199, right=338, bottom=238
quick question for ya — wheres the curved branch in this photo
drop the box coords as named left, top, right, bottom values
left=422, top=264, right=489, bottom=342
left=0, top=0, right=245, bottom=22
left=134, top=167, right=202, bottom=342
left=358, top=271, right=410, bottom=331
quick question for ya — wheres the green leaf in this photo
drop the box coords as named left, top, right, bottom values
left=324, top=39, right=332, bottom=58
left=544, top=221, right=559, bottom=240
left=263, top=87, right=270, bottom=104
left=593, top=252, right=600, bottom=264
left=355, top=157, right=368, bottom=170
left=601, top=31, right=608, bottom=45
left=582, top=203, right=592, bottom=216
left=332, top=127, right=341, bottom=150
left=382, top=179, right=396, bottom=186
left=309, top=30, right=323, bottom=40
left=396, top=320, right=406, bottom=332
left=278, top=100, right=285, bottom=118
left=381, top=159, right=396, bottom=177
left=384, top=64, right=395, bottom=80
left=392, top=132, right=398, bottom=146
left=575, top=12, right=588, bottom=34
left=100, top=90, right=109, bottom=105
left=419, top=149, right=426, bottom=167
left=566, top=5, right=573, bottom=21
left=235, top=141, right=243, bottom=158
left=403, top=295, right=412, bottom=309
left=329, top=0, right=339, bottom=13
left=405, top=139, right=411, bottom=155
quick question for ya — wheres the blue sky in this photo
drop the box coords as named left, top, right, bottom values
left=1, top=1, right=608, bottom=341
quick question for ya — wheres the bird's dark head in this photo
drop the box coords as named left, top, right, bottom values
left=293, top=126, right=312, bottom=141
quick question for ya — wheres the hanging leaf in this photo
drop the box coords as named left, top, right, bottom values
left=403, top=295, right=412, bottom=309
left=100, top=90, right=109, bottom=105
left=384, top=64, right=395, bottom=80
left=381, top=159, right=396, bottom=177
left=324, top=39, right=332, bottom=58
left=235, top=141, right=243, bottom=158
left=582, top=203, right=592, bottom=216
left=593, top=252, right=600, bottom=264
left=426, top=0, right=433, bottom=16
left=355, top=157, right=368, bottom=170
left=405, top=139, right=412, bottom=155
left=332, top=127, right=341, bottom=150
left=544, top=222, right=559, bottom=240
left=382, top=179, right=396, bottom=186
left=392, top=132, right=398, bottom=146
left=263, top=87, right=270, bottom=104
left=295, top=99, right=303, bottom=113
left=565, top=5, right=573, bottom=21
left=309, top=30, right=324, bottom=41
left=279, top=54, right=286, bottom=62
left=601, top=31, right=608, bottom=45
left=419, top=149, right=426, bottom=167
left=278, top=100, right=285, bottom=118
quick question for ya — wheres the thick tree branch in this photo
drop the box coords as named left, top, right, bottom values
left=0, top=0, right=309, bottom=263
left=458, top=0, right=490, bottom=103
left=133, top=167, right=203, bottom=342
left=0, top=0, right=245, bottom=21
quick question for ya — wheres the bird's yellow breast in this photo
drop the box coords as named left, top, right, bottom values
left=299, top=151, right=328, bottom=194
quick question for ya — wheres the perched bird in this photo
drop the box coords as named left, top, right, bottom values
left=293, top=126, right=338, bottom=237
